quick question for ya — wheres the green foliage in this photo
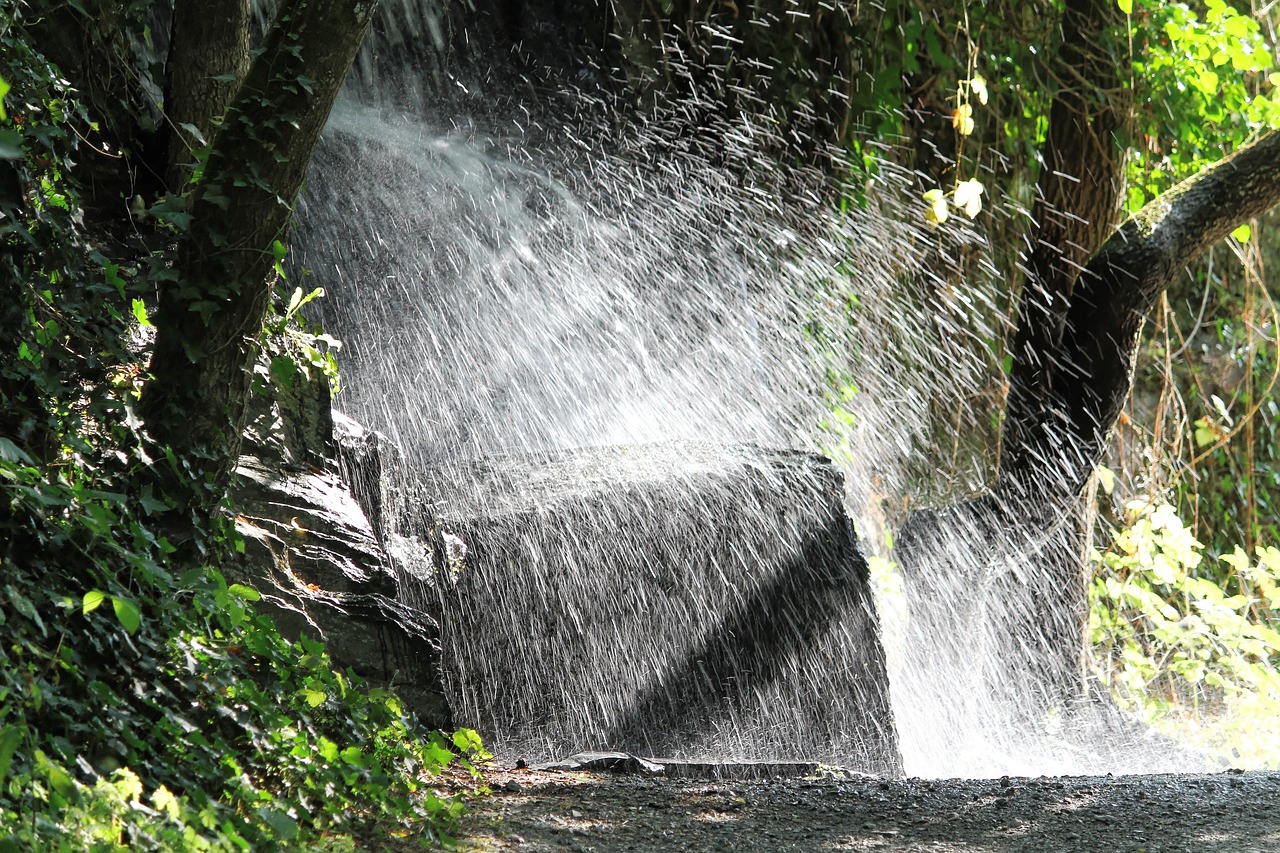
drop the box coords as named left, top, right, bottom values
left=260, top=284, right=343, bottom=398
left=1090, top=499, right=1280, bottom=767
left=1126, top=0, right=1280, bottom=210
left=0, top=7, right=480, bottom=849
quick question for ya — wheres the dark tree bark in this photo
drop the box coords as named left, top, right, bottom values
left=1002, top=0, right=1132, bottom=492
left=1031, top=129, right=1280, bottom=494
left=142, top=0, right=378, bottom=510
left=165, top=0, right=251, bottom=190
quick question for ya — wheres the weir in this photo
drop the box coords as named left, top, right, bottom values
left=285, top=0, right=1203, bottom=778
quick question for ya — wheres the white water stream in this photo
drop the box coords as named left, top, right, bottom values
left=292, top=1, right=1202, bottom=778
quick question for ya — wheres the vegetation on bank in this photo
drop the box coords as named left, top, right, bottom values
left=0, top=4, right=482, bottom=849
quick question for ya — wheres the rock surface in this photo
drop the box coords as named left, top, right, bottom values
left=410, top=442, right=900, bottom=775
left=228, top=373, right=451, bottom=726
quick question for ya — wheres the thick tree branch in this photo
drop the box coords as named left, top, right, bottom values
left=1002, top=128, right=1280, bottom=497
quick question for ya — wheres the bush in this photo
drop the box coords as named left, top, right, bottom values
left=1089, top=499, right=1280, bottom=768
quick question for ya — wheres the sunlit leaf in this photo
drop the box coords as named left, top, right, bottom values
left=113, top=596, right=142, bottom=633
left=82, top=589, right=107, bottom=614
left=1117, top=0, right=1132, bottom=14
left=1231, top=223, right=1251, bottom=244
left=969, top=75, right=988, bottom=106
left=227, top=583, right=261, bottom=602
left=300, top=688, right=327, bottom=708
left=922, top=188, right=948, bottom=226
left=152, top=785, right=181, bottom=820
left=954, top=179, right=984, bottom=218
left=1096, top=465, right=1116, bottom=496
left=131, top=298, right=154, bottom=327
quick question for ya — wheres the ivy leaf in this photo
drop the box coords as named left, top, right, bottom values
left=131, top=298, right=154, bottom=327
left=112, top=596, right=142, bottom=634
left=0, top=129, right=23, bottom=160
left=139, top=484, right=171, bottom=515
left=7, top=587, right=44, bottom=636
left=258, top=807, right=299, bottom=840
left=152, top=785, right=181, bottom=820
left=300, top=688, right=327, bottom=708
left=227, top=583, right=261, bottom=602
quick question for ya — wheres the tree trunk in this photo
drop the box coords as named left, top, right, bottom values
left=143, top=0, right=378, bottom=511
left=1001, top=0, right=1131, bottom=493
left=165, top=0, right=251, bottom=190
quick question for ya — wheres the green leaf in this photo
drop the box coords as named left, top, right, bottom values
left=1117, top=0, right=1132, bottom=14
left=0, top=76, right=9, bottom=120
left=300, top=688, right=327, bottom=708
left=227, top=583, right=261, bottom=602
left=131, top=298, right=154, bottom=327
left=7, top=587, right=44, bottom=635
left=0, top=129, right=22, bottom=160
left=451, top=728, right=485, bottom=753
left=82, top=589, right=107, bottom=614
left=139, top=484, right=171, bottom=515
left=1231, top=223, right=1251, bottom=244
left=0, top=437, right=33, bottom=465
left=112, top=596, right=142, bottom=633
left=272, top=240, right=288, bottom=279
left=257, top=807, right=299, bottom=841
left=0, top=725, right=22, bottom=785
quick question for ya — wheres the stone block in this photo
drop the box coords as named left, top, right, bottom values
left=410, top=442, right=900, bottom=775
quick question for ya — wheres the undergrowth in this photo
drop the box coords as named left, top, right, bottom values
left=1, top=9, right=483, bottom=849
left=1089, top=499, right=1280, bottom=768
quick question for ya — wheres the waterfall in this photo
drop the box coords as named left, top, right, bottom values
left=292, top=0, right=1201, bottom=777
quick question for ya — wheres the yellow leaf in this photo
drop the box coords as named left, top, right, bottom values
left=970, top=75, right=989, bottom=106
left=153, top=785, right=181, bottom=820
left=922, top=188, right=949, bottom=226
left=951, top=104, right=975, bottom=136
left=1095, top=465, right=1116, bottom=496
left=954, top=179, right=984, bottom=218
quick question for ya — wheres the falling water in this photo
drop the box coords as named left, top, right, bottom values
left=293, top=0, right=1203, bottom=778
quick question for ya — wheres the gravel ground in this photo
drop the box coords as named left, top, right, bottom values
left=456, top=763, right=1280, bottom=852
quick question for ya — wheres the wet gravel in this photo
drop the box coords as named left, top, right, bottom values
left=457, top=766, right=1280, bottom=852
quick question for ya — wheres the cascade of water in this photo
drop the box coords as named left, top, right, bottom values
left=293, top=0, right=1203, bottom=777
